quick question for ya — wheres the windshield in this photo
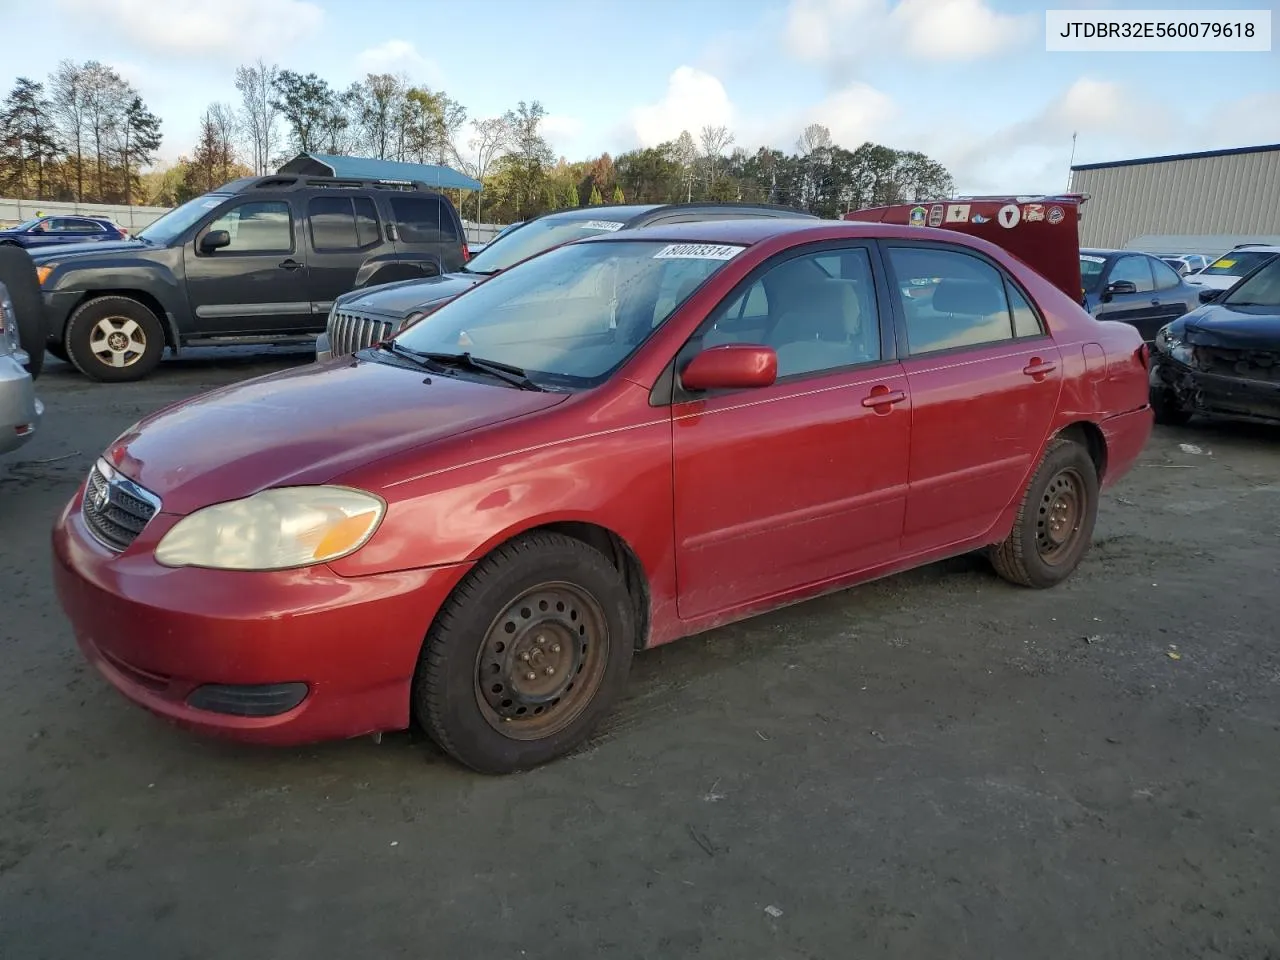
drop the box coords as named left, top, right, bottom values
left=1199, top=251, right=1275, bottom=276
left=14, top=218, right=43, bottom=231
left=1223, top=258, right=1280, bottom=308
left=464, top=215, right=631, bottom=274
left=394, top=239, right=742, bottom=387
left=136, top=193, right=231, bottom=245
left=1080, top=254, right=1107, bottom=290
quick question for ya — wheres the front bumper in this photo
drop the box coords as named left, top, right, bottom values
left=52, top=482, right=473, bottom=745
left=314, top=331, right=332, bottom=363
left=0, top=353, right=42, bottom=455
left=1150, top=353, right=1280, bottom=426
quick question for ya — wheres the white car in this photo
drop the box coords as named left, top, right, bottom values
left=1184, top=245, right=1280, bottom=291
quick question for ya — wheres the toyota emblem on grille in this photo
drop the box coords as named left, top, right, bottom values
left=94, top=485, right=110, bottom=512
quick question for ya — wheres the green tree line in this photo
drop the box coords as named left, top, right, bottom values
left=2, top=59, right=956, bottom=224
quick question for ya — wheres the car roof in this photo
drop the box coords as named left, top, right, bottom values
left=1080, top=248, right=1131, bottom=257
left=1228, top=244, right=1280, bottom=253
left=534, top=205, right=663, bottom=224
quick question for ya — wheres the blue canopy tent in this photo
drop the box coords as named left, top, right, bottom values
left=278, top=153, right=482, bottom=192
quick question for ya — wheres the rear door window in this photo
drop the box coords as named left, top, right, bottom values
left=1151, top=257, right=1183, bottom=291
left=308, top=196, right=381, bottom=251
left=388, top=196, right=460, bottom=245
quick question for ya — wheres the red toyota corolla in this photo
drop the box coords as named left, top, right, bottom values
left=52, top=212, right=1153, bottom=773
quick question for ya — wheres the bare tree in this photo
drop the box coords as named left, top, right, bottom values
left=462, top=115, right=513, bottom=222
left=81, top=62, right=131, bottom=201
left=352, top=73, right=406, bottom=160
left=50, top=60, right=87, bottom=200
left=795, top=123, right=832, bottom=156
left=235, top=59, right=280, bottom=174
left=698, top=124, right=734, bottom=188
left=674, top=129, right=697, bottom=202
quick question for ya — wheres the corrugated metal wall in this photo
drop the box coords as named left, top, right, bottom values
left=1070, top=148, right=1280, bottom=248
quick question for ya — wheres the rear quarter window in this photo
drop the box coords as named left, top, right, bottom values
left=389, top=196, right=460, bottom=245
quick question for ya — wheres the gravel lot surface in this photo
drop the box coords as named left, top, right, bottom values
left=3, top=351, right=1278, bottom=959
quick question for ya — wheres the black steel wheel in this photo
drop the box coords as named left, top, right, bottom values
left=989, top=437, right=1099, bottom=588
left=414, top=531, right=636, bottom=774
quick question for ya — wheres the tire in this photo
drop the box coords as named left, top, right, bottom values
left=64, top=295, right=165, bottom=383
left=1151, top=385, right=1192, bottom=426
left=414, top=531, right=636, bottom=774
left=0, top=244, right=44, bottom=379
left=989, top=437, right=1100, bottom=589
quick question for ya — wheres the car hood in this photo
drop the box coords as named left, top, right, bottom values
left=27, top=238, right=153, bottom=263
left=104, top=357, right=568, bottom=515
left=1174, top=304, right=1280, bottom=351
left=338, top=272, right=486, bottom=316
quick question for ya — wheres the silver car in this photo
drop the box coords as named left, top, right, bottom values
left=0, top=280, right=42, bottom=455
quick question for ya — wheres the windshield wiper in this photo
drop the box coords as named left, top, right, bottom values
left=373, top=340, right=448, bottom=372
left=415, top=350, right=544, bottom=391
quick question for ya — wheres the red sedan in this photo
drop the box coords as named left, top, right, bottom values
left=52, top=215, right=1153, bottom=773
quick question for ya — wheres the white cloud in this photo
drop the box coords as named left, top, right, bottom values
left=631, top=66, right=734, bottom=147
left=806, top=82, right=899, bottom=148
left=541, top=114, right=585, bottom=157
left=354, top=40, right=442, bottom=84
left=785, top=0, right=1033, bottom=72
left=54, top=0, right=324, bottom=60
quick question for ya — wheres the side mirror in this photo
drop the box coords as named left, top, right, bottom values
left=1104, top=279, right=1138, bottom=297
left=1198, top=288, right=1223, bottom=304
left=200, top=229, right=231, bottom=253
left=681, top=343, right=777, bottom=392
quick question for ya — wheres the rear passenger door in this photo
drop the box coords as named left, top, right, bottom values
left=883, top=242, right=1063, bottom=555
left=305, top=194, right=383, bottom=321
left=386, top=194, right=463, bottom=276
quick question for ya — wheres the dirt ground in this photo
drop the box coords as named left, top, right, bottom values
left=2, top=351, right=1278, bottom=960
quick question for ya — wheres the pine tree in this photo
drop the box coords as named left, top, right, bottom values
left=563, top=182, right=578, bottom=207
left=612, top=184, right=624, bottom=203
left=588, top=184, right=603, bottom=205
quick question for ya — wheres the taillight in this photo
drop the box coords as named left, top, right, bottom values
left=462, top=242, right=471, bottom=262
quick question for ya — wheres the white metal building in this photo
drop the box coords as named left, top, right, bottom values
left=1069, top=143, right=1280, bottom=256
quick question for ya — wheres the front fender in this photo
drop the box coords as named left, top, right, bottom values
left=43, top=257, right=188, bottom=339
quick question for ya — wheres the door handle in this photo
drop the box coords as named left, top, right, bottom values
left=279, top=258, right=302, bottom=271
left=861, top=386, right=906, bottom=410
left=1023, top=358, right=1057, bottom=379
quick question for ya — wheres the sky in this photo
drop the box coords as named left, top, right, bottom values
left=2, top=0, right=1278, bottom=195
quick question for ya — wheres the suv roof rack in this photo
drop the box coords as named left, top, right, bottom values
left=222, top=174, right=439, bottom=194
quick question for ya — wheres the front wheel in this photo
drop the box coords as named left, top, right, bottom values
left=413, top=531, right=636, bottom=774
left=64, top=296, right=165, bottom=382
left=989, top=437, right=1100, bottom=588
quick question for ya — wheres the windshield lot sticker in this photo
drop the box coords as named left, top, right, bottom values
left=908, top=206, right=927, bottom=227
left=652, top=243, right=744, bottom=260
left=1081, top=255, right=1107, bottom=263
left=1212, top=258, right=1235, bottom=268
left=928, top=204, right=944, bottom=227
left=945, top=204, right=970, bottom=223
left=997, top=204, right=1021, bottom=229
left=1047, top=205, right=1065, bottom=225
left=1023, top=203, right=1045, bottom=222
left=580, top=220, right=625, bottom=231
left=971, top=213, right=991, bottom=224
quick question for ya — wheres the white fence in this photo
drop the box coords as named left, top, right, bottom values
left=1, top=196, right=506, bottom=243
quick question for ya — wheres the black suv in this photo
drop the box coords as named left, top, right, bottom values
left=32, top=173, right=468, bottom=381
left=317, top=202, right=818, bottom=361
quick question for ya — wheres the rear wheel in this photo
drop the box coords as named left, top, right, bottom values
left=64, top=296, right=165, bottom=382
left=989, top=437, right=1099, bottom=588
left=413, top=531, right=635, bottom=774
left=0, top=244, right=44, bottom=378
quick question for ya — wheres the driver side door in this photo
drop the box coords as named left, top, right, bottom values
left=669, top=242, right=911, bottom=621
left=1094, top=254, right=1162, bottom=339
left=183, top=199, right=312, bottom=336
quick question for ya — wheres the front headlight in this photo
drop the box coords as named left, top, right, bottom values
left=395, top=301, right=444, bottom=333
left=155, top=486, right=386, bottom=571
